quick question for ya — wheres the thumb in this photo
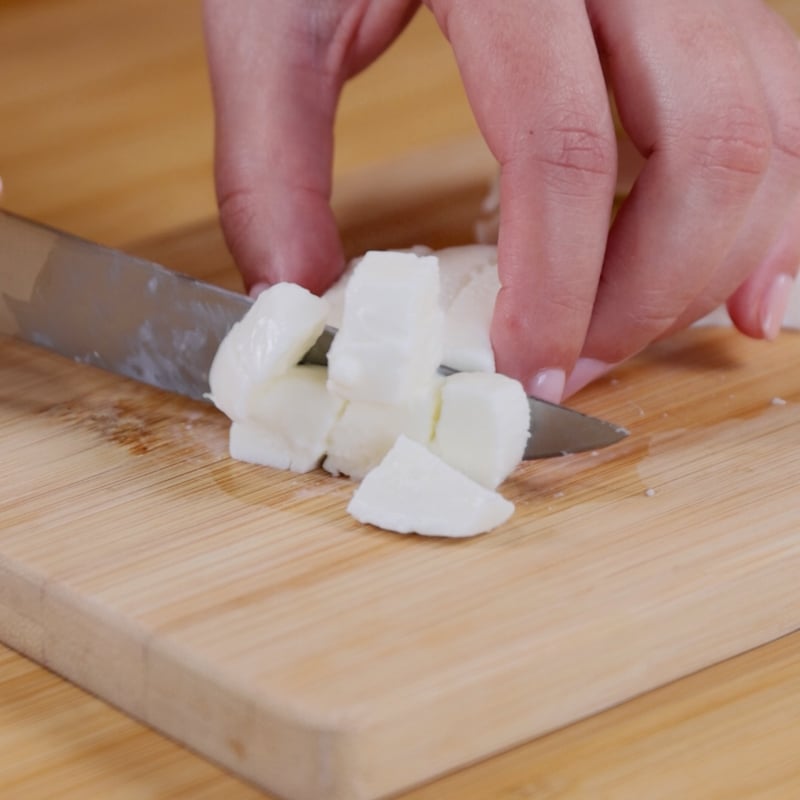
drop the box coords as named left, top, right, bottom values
left=203, top=1, right=345, bottom=295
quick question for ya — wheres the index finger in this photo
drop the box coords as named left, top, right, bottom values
left=425, top=0, right=616, bottom=401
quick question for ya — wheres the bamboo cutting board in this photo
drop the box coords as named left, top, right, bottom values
left=2, top=232, right=800, bottom=799
left=2, top=1, right=800, bottom=797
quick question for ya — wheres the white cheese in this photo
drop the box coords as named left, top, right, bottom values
left=432, top=372, right=530, bottom=489
left=442, top=264, right=500, bottom=373
left=435, top=244, right=498, bottom=310
left=347, top=435, right=514, bottom=538
left=326, top=250, right=444, bottom=405
left=208, top=283, right=329, bottom=422
left=323, top=245, right=502, bottom=374
left=324, top=247, right=434, bottom=330
left=321, top=259, right=357, bottom=331
left=208, top=250, right=529, bottom=536
left=323, top=375, right=443, bottom=480
left=229, top=365, right=344, bottom=473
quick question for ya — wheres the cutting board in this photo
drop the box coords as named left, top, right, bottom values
left=2, top=213, right=800, bottom=799
left=3, top=1, right=800, bottom=793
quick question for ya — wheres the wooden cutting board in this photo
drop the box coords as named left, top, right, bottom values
left=2, top=1, right=800, bottom=797
left=2, top=217, right=800, bottom=799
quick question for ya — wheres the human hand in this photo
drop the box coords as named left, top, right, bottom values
left=203, top=1, right=800, bottom=402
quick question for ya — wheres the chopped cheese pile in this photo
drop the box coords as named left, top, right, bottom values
left=208, top=248, right=529, bottom=538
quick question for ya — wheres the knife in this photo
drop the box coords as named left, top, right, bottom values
left=0, top=210, right=627, bottom=458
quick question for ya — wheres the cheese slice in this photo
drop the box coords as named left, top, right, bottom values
left=347, top=435, right=514, bottom=538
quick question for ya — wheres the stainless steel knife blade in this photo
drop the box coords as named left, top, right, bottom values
left=0, top=209, right=628, bottom=457
left=0, top=209, right=252, bottom=401
left=521, top=399, right=628, bottom=459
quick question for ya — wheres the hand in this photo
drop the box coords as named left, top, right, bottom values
left=203, top=0, right=800, bottom=402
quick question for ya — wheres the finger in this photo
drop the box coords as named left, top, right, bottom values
left=668, top=3, right=800, bottom=336
left=426, top=0, right=617, bottom=401
left=203, top=1, right=345, bottom=295
left=727, top=194, right=800, bottom=339
left=570, top=0, right=771, bottom=391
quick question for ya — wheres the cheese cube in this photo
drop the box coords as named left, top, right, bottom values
left=208, top=283, right=329, bottom=422
left=442, top=264, right=500, bottom=373
left=323, top=375, right=443, bottom=480
left=321, top=258, right=357, bottom=331
left=347, top=436, right=514, bottom=538
left=229, top=365, right=344, bottom=473
left=435, top=244, right=498, bottom=310
left=432, top=372, right=530, bottom=488
left=326, top=251, right=444, bottom=405
left=323, top=247, right=434, bottom=330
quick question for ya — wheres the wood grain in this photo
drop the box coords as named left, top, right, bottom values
left=1, top=1, right=800, bottom=799
left=4, top=323, right=800, bottom=800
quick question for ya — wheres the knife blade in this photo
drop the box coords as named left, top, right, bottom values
left=0, top=209, right=627, bottom=458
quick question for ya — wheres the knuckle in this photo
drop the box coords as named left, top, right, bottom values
left=506, top=112, right=617, bottom=193
left=535, top=119, right=617, bottom=184
left=546, top=288, right=595, bottom=321
left=684, top=104, right=772, bottom=181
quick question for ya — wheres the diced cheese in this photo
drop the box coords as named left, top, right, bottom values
left=347, top=435, right=514, bottom=538
left=442, top=264, right=500, bottom=373
left=208, top=248, right=528, bottom=538
left=322, top=245, right=502, bottom=373
left=432, top=372, right=530, bottom=488
left=208, top=283, right=329, bottom=422
left=323, top=375, right=443, bottom=480
left=435, top=244, right=498, bottom=310
left=327, top=250, right=444, bottom=405
left=321, top=259, right=357, bottom=331
left=324, top=247, right=434, bottom=330
left=228, top=365, right=344, bottom=473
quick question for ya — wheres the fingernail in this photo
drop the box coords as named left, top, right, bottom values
left=761, top=273, right=794, bottom=341
left=564, top=358, right=612, bottom=398
left=526, top=368, right=566, bottom=403
left=249, top=282, right=271, bottom=299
